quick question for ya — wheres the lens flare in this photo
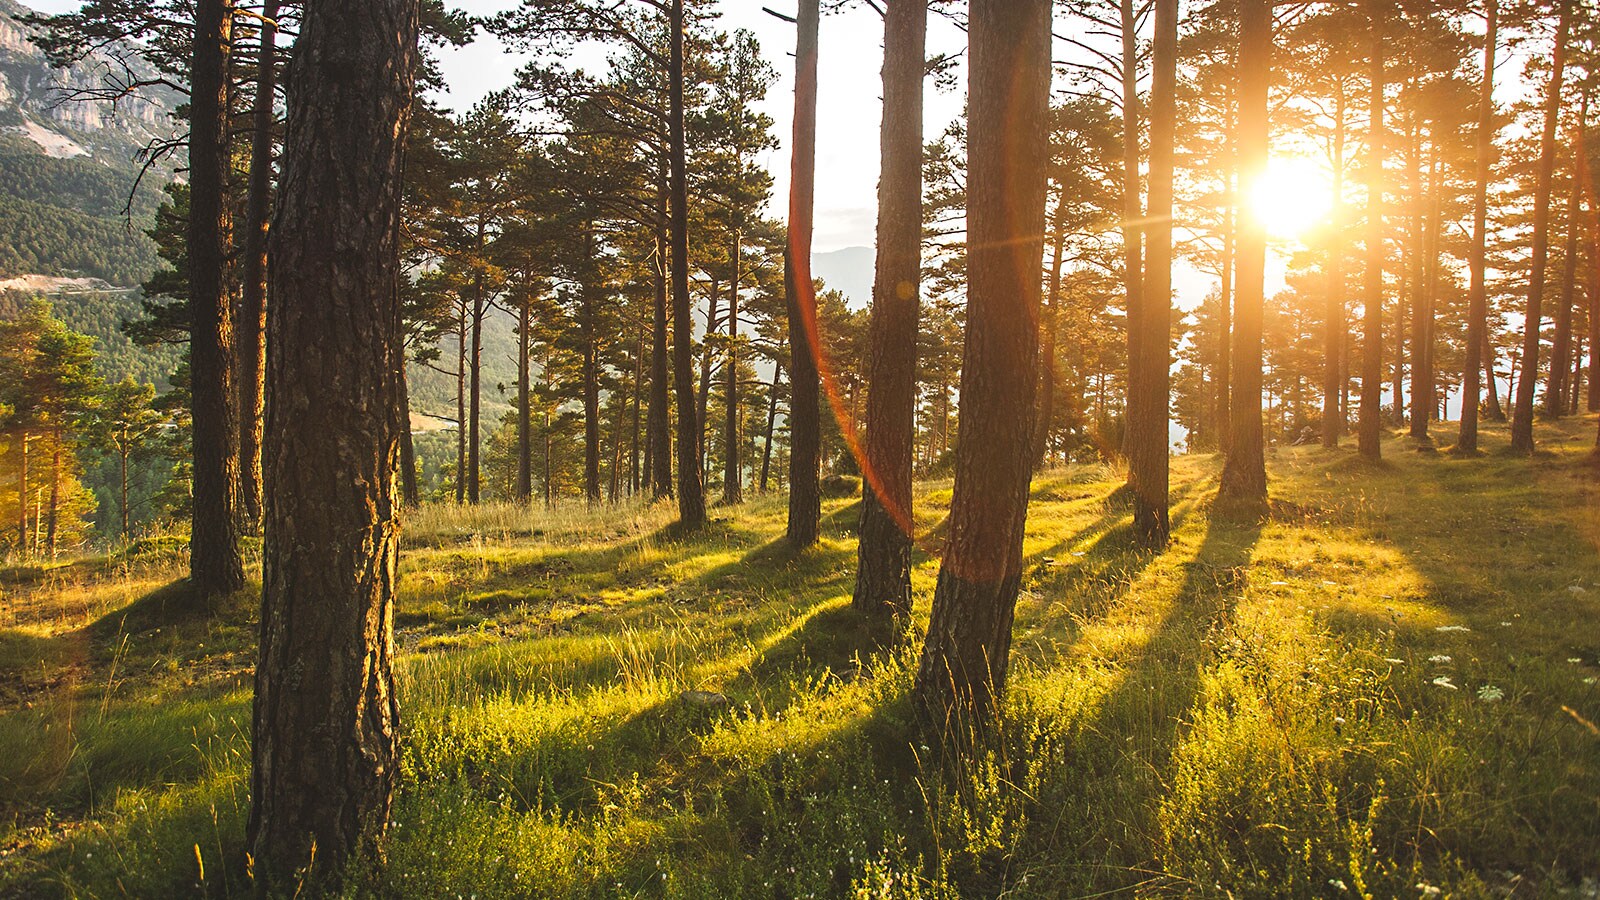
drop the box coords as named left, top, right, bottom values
left=1247, top=156, right=1334, bottom=240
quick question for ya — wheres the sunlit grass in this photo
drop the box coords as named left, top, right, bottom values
left=2, top=418, right=1598, bottom=897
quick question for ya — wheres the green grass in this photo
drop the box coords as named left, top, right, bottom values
left=2, top=418, right=1599, bottom=898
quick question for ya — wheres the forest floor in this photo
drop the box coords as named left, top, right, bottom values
left=1, top=418, right=1599, bottom=899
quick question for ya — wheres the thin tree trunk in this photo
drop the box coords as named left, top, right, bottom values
left=1358, top=3, right=1385, bottom=462
left=517, top=296, right=533, bottom=502
left=15, top=432, right=26, bottom=552
left=724, top=228, right=744, bottom=504
left=400, top=363, right=419, bottom=505
left=760, top=359, right=782, bottom=493
left=455, top=303, right=466, bottom=502
left=1119, top=0, right=1143, bottom=457
left=1511, top=0, right=1573, bottom=452
left=785, top=0, right=821, bottom=547
left=1129, top=0, right=1176, bottom=545
left=631, top=323, right=644, bottom=495
left=119, top=439, right=129, bottom=538
left=854, top=0, right=926, bottom=620
left=1588, top=136, right=1600, bottom=413
left=1323, top=81, right=1347, bottom=448
left=670, top=0, right=706, bottom=527
left=248, top=0, right=417, bottom=885
left=912, top=0, right=1050, bottom=732
left=467, top=260, right=485, bottom=503
left=46, top=426, right=59, bottom=559
left=649, top=174, right=672, bottom=498
left=699, top=278, right=719, bottom=481
left=1548, top=88, right=1588, bottom=416
left=1460, top=0, right=1496, bottom=452
left=1035, top=194, right=1068, bottom=464
left=187, top=0, right=244, bottom=602
left=1219, top=0, right=1271, bottom=504
left=1411, top=138, right=1440, bottom=442
left=582, top=277, right=602, bottom=505
left=238, top=0, right=279, bottom=535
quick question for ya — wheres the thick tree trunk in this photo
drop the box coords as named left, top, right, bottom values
left=238, top=0, right=279, bottom=535
left=853, top=0, right=925, bottom=621
left=248, top=0, right=417, bottom=887
left=1548, top=90, right=1588, bottom=417
left=785, top=0, right=821, bottom=547
left=1129, top=0, right=1176, bottom=545
left=911, top=0, right=1050, bottom=732
left=1119, top=0, right=1143, bottom=459
left=1511, top=0, right=1572, bottom=452
left=1358, top=4, right=1385, bottom=462
left=1465, top=0, right=1497, bottom=448
left=669, top=0, right=706, bottom=527
left=1219, top=0, right=1271, bottom=504
left=187, top=0, right=244, bottom=602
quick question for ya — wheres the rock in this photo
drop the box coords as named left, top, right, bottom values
left=679, top=690, right=730, bottom=709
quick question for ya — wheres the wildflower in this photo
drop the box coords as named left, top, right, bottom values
left=1570, top=658, right=1584, bottom=664
left=1477, top=684, right=1505, bottom=702
left=1333, top=716, right=1346, bottom=726
left=1567, top=584, right=1587, bottom=595
left=1434, top=625, right=1471, bottom=633
left=1269, top=581, right=1289, bottom=586
left=1431, top=676, right=1458, bottom=690
left=1329, top=878, right=1349, bottom=891
left=1417, top=883, right=1443, bottom=898
left=1584, top=677, right=1596, bottom=685
left=1428, top=654, right=1452, bottom=664
left=1500, top=621, right=1513, bottom=627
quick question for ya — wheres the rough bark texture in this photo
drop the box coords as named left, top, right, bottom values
left=239, top=0, right=279, bottom=534
left=785, top=0, right=821, bottom=547
left=1358, top=4, right=1384, bottom=462
left=911, top=0, right=1050, bottom=732
left=248, top=0, right=417, bottom=888
left=1511, top=0, right=1571, bottom=453
left=1129, top=0, right=1175, bottom=545
left=1459, top=0, right=1497, bottom=452
left=853, top=0, right=925, bottom=621
left=1218, top=0, right=1270, bottom=506
left=670, top=0, right=706, bottom=527
left=187, top=0, right=245, bottom=602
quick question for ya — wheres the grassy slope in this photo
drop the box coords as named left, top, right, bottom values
left=0, top=419, right=1597, bottom=898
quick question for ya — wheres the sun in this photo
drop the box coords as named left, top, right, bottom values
left=1247, top=156, right=1334, bottom=240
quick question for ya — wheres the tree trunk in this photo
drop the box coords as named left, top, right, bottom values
left=631, top=323, right=644, bottom=496
left=400, top=364, right=419, bottom=505
left=853, top=0, right=925, bottom=620
left=1219, top=0, right=1271, bottom=504
left=912, top=0, right=1050, bottom=732
left=1129, top=0, right=1176, bottom=545
left=1358, top=2, right=1385, bottom=462
left=1035, top=194, right=1068, bottom=464
left=582, top=276, right=602, bottom=505
left=467, top=261, right=485, bottom=503
left=669, top=0, right=706, bottom=527
left=1119, top=0, right=1143, bottom=457
left=1511, top=0, right=1572, bottom=452
left=248, top=0, right=417, bottom=886
left=1588, top=137, right=1600, bottom=413
left=1459, top=0, right=1496, bottom=452
left=760, top=359, right=781, bottom=493
left=1323, top=81, right=1347, bottom=448
left=1411, top=138, right=1440, bottom=442
left=724, top=228, right=744, bottom=504
left=45, top=426, right=59, bottom=559
left=516, top=296, right=533, bottom=502
left=15, top=431, right=25, bottom=553
left=455, top=302, right=466, bottom=502
left=119, top=438, right=129, bottom=538
left=649, top=166, right=673, bottom=499
left=698, top=278, right=719, bottom=481
left=238, top=0, right=279, bottom=536
left=187, top=0, right=244, bottom=602
left=785, top=0, right=821, bottom=547
left=1548, top=89, right=1588, bottom=417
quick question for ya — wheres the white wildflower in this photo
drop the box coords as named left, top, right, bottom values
left=1570, top=658, right=1584, bottom=664
left=1435, top=625, right=1472, bottom=633
left=1500, top=621, right=1513, bottom=627
left=1329, top=879, right=1349, bottom=891
left=1384, top=658, right=1406, bottom=665
left=1416, top=883, right=1443, bottom=898
left=1428, top=654, right=1452, bottom=664
left=1477, top=684, right=1504, bottom=702
left=1269, top=581, right=1289, bottom=586
left=1567, top=584, right=1587, bottom=595
left=1431, top=675, right=1459, bottom=690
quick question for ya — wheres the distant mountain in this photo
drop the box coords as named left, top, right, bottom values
left=812, top=245, right=873, bottom=310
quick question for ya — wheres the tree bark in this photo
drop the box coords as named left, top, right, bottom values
left=1219, top=0, right=1271, bottom=504
left=45, top=426, right=59, bottom=559
left=1511, top=0, right=1572, bottom=453
left=249, top=0, right=417, bottom=887
left=760, top=359, right=782, bottom=493
left=698, top=279, right=720, bottom=481
left=1035, top=193, right=1068, bottom=464
left=15, top=432, right=25, bottom=553
left=724, top=227, right=744, bottom=504
left=853, top=0, right=925, bottom=621
left=1129, top=0, right=1176, bottom=545
left=911, top=0, right=1050, bottom=733
left=400, top=364, right=419, bottom=505
left=1357, top=2, right=1384, bottom=462
left=1323, top=80, right=1347, bottom=448
left=1411, top=138, right=1440, bottom=442
left=187, top=0, right=244, bottom=602
left=455, top=301, right=466, bottom=502
left=517, top=294, right=533, bottom=502
left=582, top=269, right=602, bottom=505
left=1459, top=0, right=1495, bottom=452
left=649, top=172, right=673, bottom=498
left=785, top=0, right=821, bottom=547
left=238, top=0, right=279, bottom=535
left=467, top=260, right=485, bottom=503
left=670, top=0, right=706, bottom=527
